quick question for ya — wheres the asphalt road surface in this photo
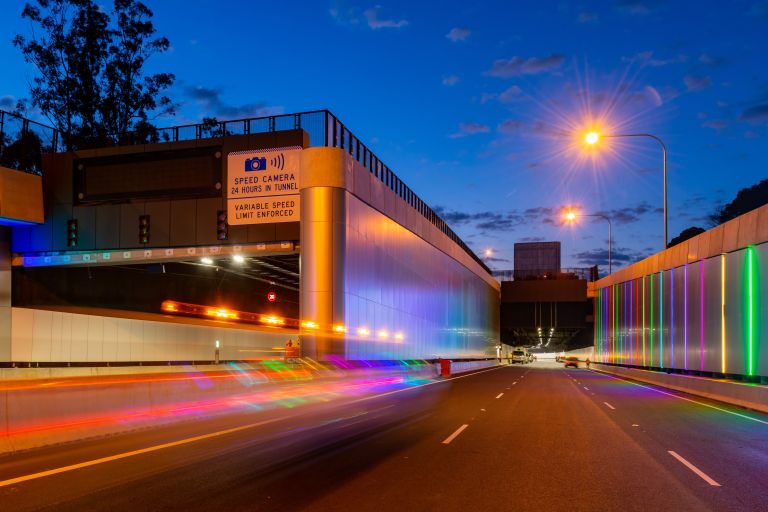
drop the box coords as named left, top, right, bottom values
left=2, top=362, right=767, bottom=511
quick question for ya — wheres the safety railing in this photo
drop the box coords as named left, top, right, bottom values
left=0, top=110, right=59, bottom=175
left=494, top=267, right=598, bottom=281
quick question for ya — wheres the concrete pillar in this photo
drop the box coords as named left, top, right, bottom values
left=0, top=227, right=11, bottom=362
left=299, top=186, right=346, bottom=359
left=298, top=147, right=349, bottom=360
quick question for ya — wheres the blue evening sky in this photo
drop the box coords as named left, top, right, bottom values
left=1, top=0, right=767, bottom=271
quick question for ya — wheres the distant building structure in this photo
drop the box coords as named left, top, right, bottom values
left=513, top=241, right=561, bottom=279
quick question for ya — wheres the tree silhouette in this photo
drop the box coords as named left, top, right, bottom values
left=13, top=0, right=175, bottom=150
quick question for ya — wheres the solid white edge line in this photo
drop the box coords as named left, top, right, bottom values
left=442, top=424, right=469, bottom=445
left=590, top=370, right=768, bottom=426
left=668, top=450, right=721, bottom=486
left=603, top=402, right=616, bottom=410
left=2, top=364, right=509, bottom=487
left=495, top=393, right=504, bottom=399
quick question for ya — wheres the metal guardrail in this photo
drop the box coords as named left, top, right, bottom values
left=0, top=110, right=60, bottom=175
left=493, top=267, right=598, bottom=282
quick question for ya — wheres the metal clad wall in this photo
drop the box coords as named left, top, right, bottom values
left=343, top=193, right=497, bottom=360
left=595, top=242, right=765, bottom=378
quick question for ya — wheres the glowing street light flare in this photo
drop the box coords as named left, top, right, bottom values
left=332, top=324, right=347, bottom=333
left=585, top=131, right=600, bottom=145
left=484, top=248, right=493, bottom=257
left=232, top=254, right=245, bottom=263
left=377, top=330, right=389, bottom=339
left=394, top=332, right=404, bottom=341
left=301, top=320, right=319, bottom=330
left=200, top=257, right=214, bottom=265
left=357, top=327, right=370, bottom=336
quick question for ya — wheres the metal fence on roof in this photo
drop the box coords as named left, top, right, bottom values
left=2, top=108, right=490, bottom=275
left=0, top=110, right=59, bottom=175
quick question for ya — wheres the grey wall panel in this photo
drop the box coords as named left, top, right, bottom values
left=169, top=200, right=197, bottom=246
left=144, top=201, right=170, bottom=247
left=95, top=204, right=121, bottom=249
left=119, top=203, right=145, bottom=248
left=72, top=206, right=96, bottom=250
left=275, top=222, right=299, bottom=241
left=49, top=203, right=73, bottom=251
left=247, top=224, right=277, bottom=242
left=195, top=197, right=223, bottom=246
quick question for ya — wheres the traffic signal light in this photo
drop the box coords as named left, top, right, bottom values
left=216, top=210, right=228, bottom=240
left=139, top=215, right=150, bottom=244
left=66, top=219, right=78, bottom=247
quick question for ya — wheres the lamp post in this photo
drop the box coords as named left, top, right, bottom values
left=564, top=209, right=613, bottom=275
left=584, top=131, right=668, bottom=248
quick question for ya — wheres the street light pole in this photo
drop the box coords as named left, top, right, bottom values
left=583, top=214, right=612, bottom=275
left=602, top=133, right=668, bottom=248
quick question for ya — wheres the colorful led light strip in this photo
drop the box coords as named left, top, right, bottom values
left=747, top=247, right=754, bottom=376
left=684, top=264, right=688, bottom=370
left=650, top=272, right=654, bottom=366
left=700, top=259, right=705, bottom=372
left=659, top=271, right=663, bottom=369
left=643, top=275, right=646, bottom=366
left=670, top=268, right=675, bottom=368
left=721, top=254, right=726, bottom=374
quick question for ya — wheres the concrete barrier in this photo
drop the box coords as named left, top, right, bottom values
left=592, top=363, right=768, bottom=414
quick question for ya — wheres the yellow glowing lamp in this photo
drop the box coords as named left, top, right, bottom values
left=357, top=327, right=370, bottom=336
left=564, top=210, right=578, bottom=222
left=585, top=131, right=600, bottom=145
left=332, top=324, right=347, bottom=333
left=301, top=320, right=319, bottom=330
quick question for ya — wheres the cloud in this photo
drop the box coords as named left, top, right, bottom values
left=577, top=11, right=598, bottom=23
left=446, top=27, right=471, bottom=42
left=498, top=85, right=523, bottom=102
left=479, top=92, right=497, bottom=104
left=572, top=247, right=643, bottom=266
left=623, top=51, right=686, bottom=67
left=0, top=95, right=14, bottom=109
left=739, top=104, right=768, bottom=124
left=448, top=122, right=491, bottom=138
left=186, top=86, right=282, bottom=118
left=442, top=75, right=460, bottom=86
left=616, top=0, right=661, bottom=15
left=703, top=120, right=728, bottom=130
left=699, top=53, right=727, bottom=67
left=363, top=6, right=408, bottom=29
left=592, top=201, right=663, bottom=225
left=497, top=119, right=524, bottom=133
left=486, top=54, right=565, bottom=77
left=684, top=75, right=711, bottom=92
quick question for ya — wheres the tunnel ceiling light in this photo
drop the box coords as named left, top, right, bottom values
left=200, top=257, right=214, bottom=265
left=232, top=254, right=245, bottom=264
left=332, top=324, right=347, bottom=333
left=394, top=332, right=404, bottom=341
left=377, top=330, right=389, bottom=339
left=301, top=320, right=319, bottom=330
left=357, top=327, right=370, bottom=336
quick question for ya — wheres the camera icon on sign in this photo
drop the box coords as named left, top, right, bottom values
left=245, top=156, right=267, bottom=171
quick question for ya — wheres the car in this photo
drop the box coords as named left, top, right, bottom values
left=511, top=350, right=527, bottom=364
left=563, top=356, right=581, bottom=368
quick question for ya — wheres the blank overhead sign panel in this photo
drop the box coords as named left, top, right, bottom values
left=227, top=148, right=302, bottom=225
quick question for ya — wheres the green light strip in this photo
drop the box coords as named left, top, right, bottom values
left=650, top=273, right=654, bottom=365
left=748, top=247, right=754, bottom=376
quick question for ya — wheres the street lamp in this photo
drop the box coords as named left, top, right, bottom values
left=563, top=208, right=613, bottom=275
left=584, top=131, right=668, bottom=248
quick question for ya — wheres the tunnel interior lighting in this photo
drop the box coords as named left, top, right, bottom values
left=377, top=330, right=389, bottom=339
left=394, top=332, right=404, bottom=341
left=332, top=324, right=347, bottom=333
left=301, top=321, right=319, bottom=330
left=357, top=327, right=370, bottom=336
left=200, top=257, right=214, bottom=265
left=232, top=254, right=245, bottom=264
left=260, top=315, right=285, bottom=325
left=207, top=308, right=238, bottom=320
